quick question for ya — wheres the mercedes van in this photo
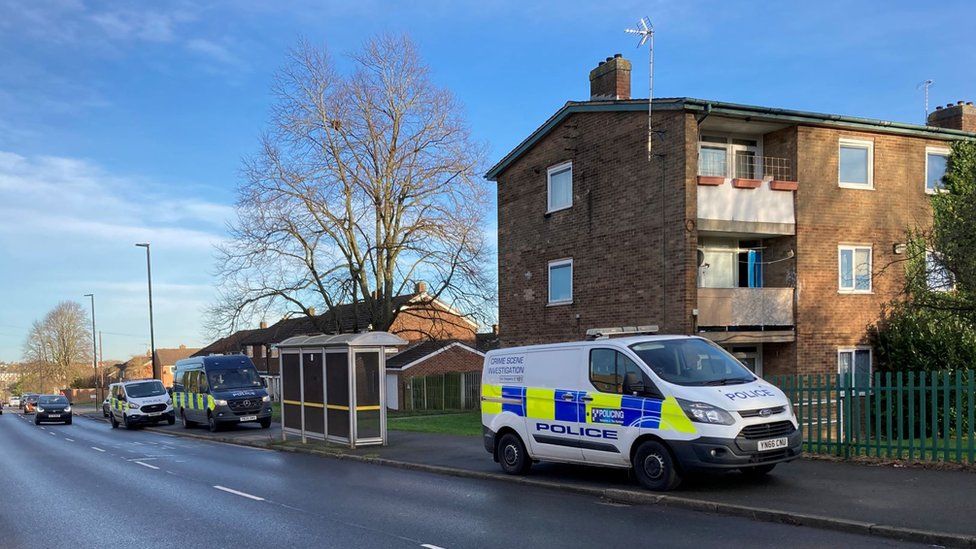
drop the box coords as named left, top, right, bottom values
left=172, top=355, right=272, bottom=432
left=481, top=335, right=801, bottom=491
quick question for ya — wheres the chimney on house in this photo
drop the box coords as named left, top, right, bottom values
left=414, top=281, right=427, bottom=294
left=259, top=320, right=268, bottom=329
left=307, top=307, right=316, bottom=316
left=589, top=53, right=631, bottom=101
left=492, top=323, right=499, bottom=335
left=927, top=101, right=976, bottom=133
left=179, top=344, right=186, bottom=349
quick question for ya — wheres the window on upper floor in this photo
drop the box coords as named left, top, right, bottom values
left=925, top=251, right=955, bottom=292
left=925, top=147, right=949, bottom=194
left=547, top=161, right=573, bottom=212
left=839, top=245, right=872, bottom=293
left=547, top=258, right=573, bottom=305
left=838, top=138, right=874, bottom=189
left=698, top=135, right=760, bottom=179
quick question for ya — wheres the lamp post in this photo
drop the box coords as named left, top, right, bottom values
left=84, top=293, right=98, bottom=407
left=135, top=243, right=158, bottom=380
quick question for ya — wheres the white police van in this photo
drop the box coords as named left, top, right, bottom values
left=109, top=379, right=175, bottom=429
left=481, top=334, right=801, bottom=491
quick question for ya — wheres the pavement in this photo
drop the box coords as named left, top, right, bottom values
left=74, top=406, right=976, bottom=547
left=0, top=408, right=918, bottom=549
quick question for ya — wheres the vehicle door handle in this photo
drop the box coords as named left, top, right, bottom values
left=560, top=394, right=575, bottom=401
left=580, top=396, right=594, bottom=402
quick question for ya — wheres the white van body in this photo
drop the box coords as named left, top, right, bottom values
left=481, top=335, right=801, bottom=490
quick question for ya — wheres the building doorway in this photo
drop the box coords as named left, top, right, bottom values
left=729, top=344, right=762, bottom=377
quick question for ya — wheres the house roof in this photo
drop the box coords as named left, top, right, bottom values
left=385, top=340, right=484, bottom=371
left=153, top=346, right=201, bottom=368
left=485, top=97, right=976, bottom=181
left=192, top=328, right=261, bottom=357
left=475, top=331, right=500, bottom=352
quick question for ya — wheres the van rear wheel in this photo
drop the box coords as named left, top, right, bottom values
left=633, top=440, right=682, bottom=491
left=497, top=433, right=531, bottom=475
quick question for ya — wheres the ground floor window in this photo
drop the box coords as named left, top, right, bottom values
left=838, top=347, right=871, bottom=389
left=729, top=345, right=762, bottom=377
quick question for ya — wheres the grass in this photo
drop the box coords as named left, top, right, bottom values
left=272, top=402, right=481, bottom=436
left=387, top=411, right=481, bottom=437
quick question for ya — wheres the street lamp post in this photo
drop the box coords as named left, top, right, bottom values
left=135, top=243, right=158, bottom=380
left=84, top=293, right=98, bottom=407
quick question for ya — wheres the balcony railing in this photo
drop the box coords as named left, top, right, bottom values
left=697, top=287, right=794, bottom=327
left=698, top=154, right=794, bottom=182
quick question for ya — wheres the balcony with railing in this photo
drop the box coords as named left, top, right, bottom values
left=696, top=152, right=797, bottom=235
left=697, top=287, right=795, bottom=343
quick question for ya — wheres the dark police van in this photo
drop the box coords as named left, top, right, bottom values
left=172, top=355, right=273, bottom=432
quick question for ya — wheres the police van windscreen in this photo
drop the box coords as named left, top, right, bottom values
left=208, top=367, right=262, bottom=391
left=127, top=381, right=167, bottom=398
left=629, top=339, right=756, bottom=386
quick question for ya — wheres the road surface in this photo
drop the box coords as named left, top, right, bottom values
left=0, top=409, right=917, bottom=548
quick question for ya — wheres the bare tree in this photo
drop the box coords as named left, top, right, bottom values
left=22, top=301, right=92, bottom=390
left=208, top=34, right=492, bottom=336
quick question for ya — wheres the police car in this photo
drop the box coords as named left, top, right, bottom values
left=481, top=334, right=801, bottom=491
left=172, top=355, right=272, bottom=432
left=109, top=379, right=175, bottom=429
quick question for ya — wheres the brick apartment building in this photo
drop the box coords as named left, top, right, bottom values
left=488, top=54, right=975, bottom=381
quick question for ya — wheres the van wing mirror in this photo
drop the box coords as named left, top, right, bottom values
left=622, top=372, right=644, bottom=395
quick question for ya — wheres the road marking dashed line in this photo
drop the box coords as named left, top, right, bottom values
left=421, top=544, right=447, bottom=549
left=135, top=461, right=159, bottom=470
left=65, top=438, right=74, bottom=442
left=213, top=485, right=264, bottom=501
left=91, top=446, right=105, bottom=452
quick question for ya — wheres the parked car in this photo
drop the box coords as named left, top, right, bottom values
left=22, top=394, right=40, bottom=414
left=109, top=379, right=175, bottom=430
left=9, top=395, right=21, bottom=407
left=481, top=335, right=801, bottom=492
left=34, top=394, right=72, bottom=425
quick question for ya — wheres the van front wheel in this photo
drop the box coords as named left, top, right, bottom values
left=633, top=440, right=681, bottom=491
left=497, top=433, right=531, bottom=475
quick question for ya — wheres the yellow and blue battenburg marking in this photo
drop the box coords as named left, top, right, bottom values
left=484, top=384, right=696, bottom=434
left=173, top=391, right=215, bottom=411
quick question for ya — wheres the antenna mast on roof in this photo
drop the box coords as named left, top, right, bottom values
left=625, top=16, right=654, bottom=159
left=917, top=79, right=934, bottom=122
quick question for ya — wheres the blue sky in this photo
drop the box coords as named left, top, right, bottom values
left=0, top=0, right=972, bottom=362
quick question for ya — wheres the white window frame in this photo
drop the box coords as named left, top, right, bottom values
left=838, top=244, right=873, bottom=294
left=838, top=138, right=874, bottom=190
left=546, top=161, right=573, bottom=213
left=547, top=258, right=573, bottom=306
left=924, top=146, right=950, bottom=195
left=838, top=346, right=872, bottom=390
left=697, top=134, right=763, bottom=179
left=925, top=250, right=955, bottom=292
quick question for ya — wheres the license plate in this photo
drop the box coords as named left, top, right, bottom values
left=757, top=437, right=788, bottom=451
left=240, top=415, right=257, bottom=422
left=49, top=414, right=60, bottom=418
left=149, top=412, right=162, bottom=416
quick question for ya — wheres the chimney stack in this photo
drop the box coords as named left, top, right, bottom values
left=589, top=53, right=631, bottom=101
left=307, top=307, right=316, bottom=317
left=927, top=100, right=976, bottom=132
left=259, top=320, right=268, bottom=329
left=414, top=281, right=428, bottom=294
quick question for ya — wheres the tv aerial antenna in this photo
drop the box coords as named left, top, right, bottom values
left=917, top=79, right=934, bottom=122
left=625, top=17, right=654, bottom=159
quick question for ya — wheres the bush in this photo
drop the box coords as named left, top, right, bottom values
left=870, top=302, right=976, bottom=373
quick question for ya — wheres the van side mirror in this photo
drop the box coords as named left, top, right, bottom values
left=623, top=372, right=644, bottom=395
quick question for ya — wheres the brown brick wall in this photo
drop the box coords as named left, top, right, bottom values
left=390, top=305, right=477, bottom=344
left=793, top=126, right=944, bottom=374
left=496, top=109, right=697, bottom=348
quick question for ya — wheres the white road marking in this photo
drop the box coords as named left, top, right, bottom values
left=213, top=485, right=264, bottom=501
left=421, top=544, right=447, bottom=549
left=91, top=446, right=105, bottom=452
left=49, top=432, right=56, bottom=436
left=65, top=438, right=74, bottom=442
left=135, top=461, right=159, bottom=470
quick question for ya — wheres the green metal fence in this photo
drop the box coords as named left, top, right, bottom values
left=406, top=372, right=481, bottom=412
left=769, top=371, right=975, bottom=463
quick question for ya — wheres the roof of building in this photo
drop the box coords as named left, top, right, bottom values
left=385, top=340, right=484, bottom=371
left=153, top=346, right=201, bottom=368
left=196, top=290, right=477, bottom=355
left=486, top=97, right=976, bottom=180
left=277, top=332, right=408, bottom=349
left=475, top=331, right=500, bottom=352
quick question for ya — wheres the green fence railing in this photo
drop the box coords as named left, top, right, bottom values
left=406, top=371, right=481, bottom=412
left=769, top=371, right=976, bottom=464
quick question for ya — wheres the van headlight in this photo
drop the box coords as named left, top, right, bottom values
left=262, top=395, right=271, bottom=402
left=36, top=407, right=45, bottom=413
left=677, top=399, right=735, bottom=425
left=214, top=399, right=228, bottom=406
left=128, top=402, right=139, bottom=409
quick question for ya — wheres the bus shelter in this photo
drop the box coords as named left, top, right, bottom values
left=276, top=332, right=406, bottom=448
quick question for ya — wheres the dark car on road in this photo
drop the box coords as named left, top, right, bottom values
left=34, top=395, right=72, bottom=425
